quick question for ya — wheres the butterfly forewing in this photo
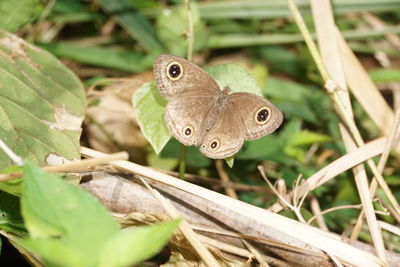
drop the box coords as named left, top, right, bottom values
left=153, top=55, right=220, bottom=100
left=230, top=92, right=283, bottom=141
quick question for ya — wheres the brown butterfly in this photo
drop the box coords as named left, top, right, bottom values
left=153, top=54, right=283, bottom=159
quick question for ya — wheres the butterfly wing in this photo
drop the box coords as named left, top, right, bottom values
left=153, top=54, right=220, bottom=100
left=199, top=102, right=245, bottom=159
left=165, top=95, right=216, bottom=146
left=230, top=92, right=283, bottom=141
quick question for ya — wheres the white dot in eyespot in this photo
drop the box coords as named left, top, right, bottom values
left=210, top=139, right=220, bottom=150
left=183, top=126, right=193, bottom=137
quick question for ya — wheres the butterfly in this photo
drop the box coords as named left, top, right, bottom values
left=153, top=54, right=283, bottom=159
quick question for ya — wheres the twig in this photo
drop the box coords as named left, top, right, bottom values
left=0, top=151, right=129, bottom=182
left=215, top=160, right=237, bottom=199
left=258, top=166, right=306, bottom=223
left=310, top=197, right=329, bottom=231
left=242, top=239, right=269, bottom=267
left=307, top=204, right=362, bottom=225
left=0, top=139, right=23, bottom=166
left=178, top=145, right=187, bottom=180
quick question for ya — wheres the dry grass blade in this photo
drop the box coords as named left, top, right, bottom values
left=310, top=197, right=329, bottom=231
left=81, top=146, right=383, bottom=267
left=336, top=29, right=400, bottom=220
left=379, top=221, right=400, bottom=237
left=139, top=177, right=220, bottom=267
left=215, top=159, right=238, bottom=199
left=242, top=239, right=269, bottom=267
left=352, top=105, right=400, bottom=238
left=309, top=0, right=387, bottom=262
left=337, top=26, right=394, bottom=137
left=269, top=139, right=391, bottom=213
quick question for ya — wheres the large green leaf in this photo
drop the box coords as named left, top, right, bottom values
left=99, top=220, right=181, bottom=267
left=0, top=0, right=41, bottom=32
left=0, top=31, right=86, bottom=169
left=264, top=77, right=317, bottom=123
left=20, top=161, right=120, bottom=267
left=20, top=162, right=180, bottom=266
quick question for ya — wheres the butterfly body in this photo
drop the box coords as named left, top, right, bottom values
left=154, top=54, right=283, bottom=159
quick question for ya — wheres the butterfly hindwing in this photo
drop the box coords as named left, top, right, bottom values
left=200, top=102, right=245, bottom=159
left=230, top=92, right=283, bottom=141
left=165, top=95, right=215, bottom=146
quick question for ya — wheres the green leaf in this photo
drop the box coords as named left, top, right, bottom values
left=255, top=46, right=304, bottom=77
left=0, top=191, right=25, bottom=234
left=0, top=0, right=41, bottom=32
left=287, top=130, right=331, bottom=146
left=369, top=68, right=400, bottom=83
left=0, top=165, right=22, bottom=196
left=38, top=42, right=154, bottom=72
left=0, top=31, right=86, bottom=169
left=236, top=135, right=284, bottom=162
left=264, top=77, right=317, bottom=123
left=21, top=161, right=119, bottom=267
left=99, top=220, right=181, bottom=267
left=283, top=129, right=331, bottom=162
left=132, top=81, right=170, bottom=154
left=225, top=157, right=234, bottom=168
left=206, top=64, right=263, bottom=96
left=97, top=0, right=163, bottom=51
left=156, top=4, right=206, bottom=57
left=21, top=239, right=87, bottom=267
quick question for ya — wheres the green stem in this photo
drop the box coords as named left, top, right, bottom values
left=178, top=0, right=195, bottom=180
left=178, top=145, right=187, bottom=180
left=185, top=0, right=194, bottom=60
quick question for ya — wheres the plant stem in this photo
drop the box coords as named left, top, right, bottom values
left=178, top=0, right=195, bottom=180
left=185, top=0, right=194, bottom=61
left=178, top=145, right=187, bottom=180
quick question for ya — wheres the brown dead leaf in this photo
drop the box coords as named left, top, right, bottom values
left=85, top=71, right=153, bottom=155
